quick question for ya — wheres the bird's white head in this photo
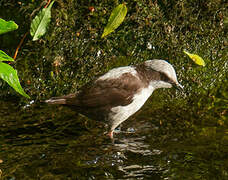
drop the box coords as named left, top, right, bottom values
left=144, top=59, right=183, bottom=89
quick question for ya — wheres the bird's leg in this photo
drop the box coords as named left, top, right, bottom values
left=107, top=131, right=113, bottom=139
left=107, top=124, right=123, bottom=139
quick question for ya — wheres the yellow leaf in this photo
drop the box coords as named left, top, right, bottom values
left=183, top=50, right=206, bottom=66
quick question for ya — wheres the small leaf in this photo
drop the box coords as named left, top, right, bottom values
left=101, top=3, right=127, bottom=38
left=183, top=50, right=206, bottom=66
left=0, top=50, right=14, bottom=62
left=0, top=18, right=18, bottom=35
left=0, top=62, right=30, bottom=98
left=30, top=1, right=55, bottom=41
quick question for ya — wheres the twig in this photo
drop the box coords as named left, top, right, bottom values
left=13, top=32, right=29, bottom=60
left=44, top=0, right=51, bottom=8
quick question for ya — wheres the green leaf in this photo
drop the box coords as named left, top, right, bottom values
left=101, top=3, right=127, bottom=38
left=0, top=50, right=14, bottom=62
left=0, top=18, right=18, bottom=35
left=30, top=1, right=55, bottom=41
left=0, top=62, right=30, bottom=98
left=183, top=50, right=206, bottom=66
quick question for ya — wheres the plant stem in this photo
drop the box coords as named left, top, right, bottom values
left=44, top=0, right=51, bottom=8
left=13, top=32, right=28, bottom=60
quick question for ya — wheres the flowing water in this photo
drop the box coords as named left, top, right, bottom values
left=1, top=96, right=227, bottom=179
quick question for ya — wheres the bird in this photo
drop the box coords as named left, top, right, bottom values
left=45, top=59, right=183, bottom=138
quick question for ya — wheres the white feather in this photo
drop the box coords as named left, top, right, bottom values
left=109, top=84, right=155, bottom=131
left=145, top=60, right=179, bottom=84
left=97, top=66, right=138, bottom=81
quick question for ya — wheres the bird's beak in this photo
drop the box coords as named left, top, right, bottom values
left=175, top=82, right=184, bottom=90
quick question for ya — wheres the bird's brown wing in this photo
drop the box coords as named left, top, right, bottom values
left=67, top=73, right=144, bottom=108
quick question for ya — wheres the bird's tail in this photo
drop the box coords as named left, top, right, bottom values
left=45, top=93, right=77, bottom=105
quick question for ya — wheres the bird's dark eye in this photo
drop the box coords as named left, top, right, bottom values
left=160, top=73, right=169, bottom=82
left=160, top=72, right=174, bottom=84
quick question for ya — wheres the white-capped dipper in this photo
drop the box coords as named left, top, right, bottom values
left=45, top=59, right=183, bottom=138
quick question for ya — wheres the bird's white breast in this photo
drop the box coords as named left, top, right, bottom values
left=109, top=84, right=155, bottom=131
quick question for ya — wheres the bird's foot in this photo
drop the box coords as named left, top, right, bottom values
left=107, top=131, right=113, bottom=139
left=105, top=127, right=122, bottom=139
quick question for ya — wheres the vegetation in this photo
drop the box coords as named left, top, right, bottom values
left=0, top=18, right=18, bottom=35
left=102, top=3, right=127, bottom=38
left=30, top=1, right=55, bottom=41
left=0, top=1, right=55, bottom=98
left=0, top=19, right=29, bottom=98
left=183, top=50, right=206, bottom=66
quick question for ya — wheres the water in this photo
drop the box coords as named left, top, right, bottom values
left=0, top=98, right=227, bottom=180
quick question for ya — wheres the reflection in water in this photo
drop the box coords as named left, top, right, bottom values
left=114, top=136, right=156, bottom=155
left=114, top=137, right=164, bottom=179
left=84, top=134, right=166, bottom=179
left=0, top=100, right=227, bottom=179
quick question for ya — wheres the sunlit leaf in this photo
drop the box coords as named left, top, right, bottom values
left=0, top=50, right=14, bottom=61
left=183, top=50, right=206, bottom=66
left=0, top=62, right=30, bottom=98
left=101, top=3, right=127, bottom=38
left=0, top=18, right=18, bottom=35
left=30, top=1, right=55, bottom=41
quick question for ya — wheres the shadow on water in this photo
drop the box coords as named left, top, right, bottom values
left=0, top=97, right=227, bottom=179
